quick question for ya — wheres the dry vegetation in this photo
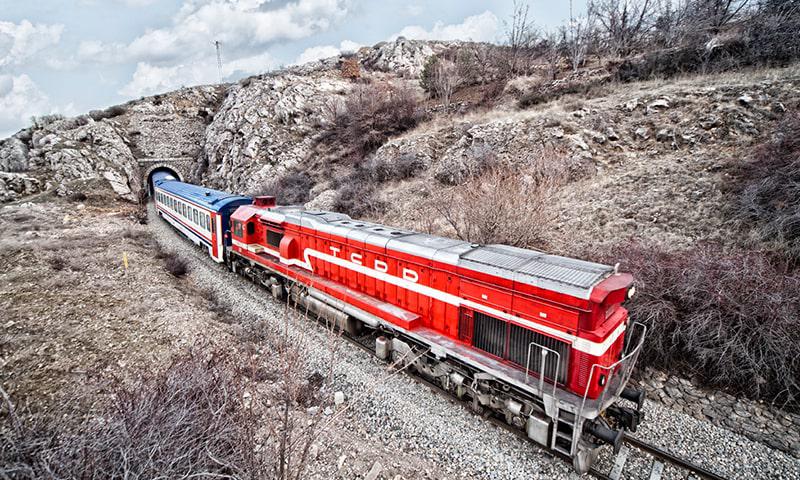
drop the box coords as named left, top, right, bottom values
left=317, top=82, right=425, bottom=161
left=590, top=243, right=800, bottom=409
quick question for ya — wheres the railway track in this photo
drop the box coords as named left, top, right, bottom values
left=339, top=327, right=729, bottom=480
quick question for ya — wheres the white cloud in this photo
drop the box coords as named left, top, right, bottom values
left=0, top=74, right=52, bottom=137
left=293, top=39, right=360, bottom=65
left=120, top=51, right=276, bottom=97
left=86, top=0, right=350, bottom=66
left=393, top=11, right=499, bottom=43
left=0, top=20, right=64, bottom=67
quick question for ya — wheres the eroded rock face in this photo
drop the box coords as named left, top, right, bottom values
left=0, top=172, right=41, bottom=202
left=199, top=73, right=351, bottom=193
left=361, top=38, right=455, bottom=77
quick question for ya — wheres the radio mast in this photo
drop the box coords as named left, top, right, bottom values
left=214, top=40, right=223, bottom=84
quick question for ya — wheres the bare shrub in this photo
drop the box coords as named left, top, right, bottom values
left=432, top=59, right=460, bottom=111
left=122, top=226, right=150, bottom=243
left=200, top=287, right=235, bottom=324
left=323, top=83, right=425, bottom=160
left=88, top=105, right=127, bottom=122
left=163, top=252, right=189, bottom=277
left=48, top=256, right=66, bottom=271
left=502, top=1, right=540, bottom=75
left=590, top=242, right=800, bottom=409
left=255, top=171, right=315, bottom=205
left=66, top=191, right=87, bottom=202
left=29, top=114, right=64, bottom=129
left=589, top=0, right=658, bottom=57
left=731, top=111, right=800, bottom=265
left=332, top=168, right=386, bottom=218
left=0, top=347, right=329, bottom=479
left=340, top=56, right=361, bottom=80
left=365, top=152, right=426, bottom=183
left=433, top=156, right=566, bottom=247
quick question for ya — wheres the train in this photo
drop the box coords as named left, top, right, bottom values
left=153, top=178, right=647, bottom=474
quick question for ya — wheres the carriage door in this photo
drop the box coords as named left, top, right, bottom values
left=458, top=307, right=474, bottom=343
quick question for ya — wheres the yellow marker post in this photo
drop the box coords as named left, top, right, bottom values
left=123, top=251, right=128, bottom=271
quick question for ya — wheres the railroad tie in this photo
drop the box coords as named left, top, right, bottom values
left=609, top=445, right=630, bottom=480
left=648, top=460, right=664, bottom=480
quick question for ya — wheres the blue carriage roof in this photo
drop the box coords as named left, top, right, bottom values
left=155, top=179, right=251, bottom=212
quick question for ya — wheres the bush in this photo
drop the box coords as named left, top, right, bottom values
left=332, top=168, right=385, bottom=218
left=732, top=112, right=800, bottom=265
left=433, top=159, right=565, bottom=248
left=254, top=171, right=315, bottom=205
left=89, top=105, right=127, bottom=121
left=591, top=242, right=800, bottom=409
left=365, top=152, right=425, bottom=183
left=0, top=349, right=322, bottom=479
left=66, top=191, right=87, bottom=202
left=163, top=252, right=189, bottom=277
left=322, top=83, right=425, bottom=160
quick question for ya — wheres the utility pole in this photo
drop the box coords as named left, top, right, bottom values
left=215, top=40, right=223, bottom=84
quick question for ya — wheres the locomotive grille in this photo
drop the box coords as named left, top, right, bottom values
left=472, top=311, right=569, bottom=385
left=508, top=323, right=569, bottom=384
left=473, top=312, right=506, bottom=358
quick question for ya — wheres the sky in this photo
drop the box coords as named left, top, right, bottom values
left=0, top=0, right=581, bottom=138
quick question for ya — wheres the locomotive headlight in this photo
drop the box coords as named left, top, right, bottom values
left=627, top=286, right=636, bottom=299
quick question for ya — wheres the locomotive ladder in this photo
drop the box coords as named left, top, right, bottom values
left=525, top=342, right=576, bottom=455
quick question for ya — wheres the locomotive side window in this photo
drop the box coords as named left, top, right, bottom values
left=267, top=229, right=283, bottom=248
left=233, top=220, right=243, bottom=237
left=246, top=222, right=255, bottom=236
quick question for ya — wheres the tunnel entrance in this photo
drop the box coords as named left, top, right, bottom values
left=147, top=167, right=181, bottom=196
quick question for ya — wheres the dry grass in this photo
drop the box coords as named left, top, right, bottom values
left=0, top=344, right=331, bottom=479
left=731, top=111, right=800, bottom=266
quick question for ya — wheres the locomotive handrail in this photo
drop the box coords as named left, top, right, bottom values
left=525, top=342, right=561, bottom=399
left=577, top=322, right=647, bottom=422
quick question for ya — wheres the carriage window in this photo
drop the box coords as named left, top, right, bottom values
left=233, top=220, right=243, bottom=237
left=267, top=229, right=283, bottom=248
left=246, top=222, right=255, bottom=235
left=210, top=215, right=215, bottom=234
left=193, top=209, right=198, bottom=224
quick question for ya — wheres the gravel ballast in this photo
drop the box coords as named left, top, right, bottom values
left=148, top=205, right=800, bottom=480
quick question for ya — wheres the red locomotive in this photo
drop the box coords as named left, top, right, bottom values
left=154, top=181, right=646, bottom=473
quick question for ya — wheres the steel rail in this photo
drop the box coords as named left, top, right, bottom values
left=623, top=434, right=729, bottom=480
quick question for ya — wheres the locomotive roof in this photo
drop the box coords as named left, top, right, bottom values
left=257, top=205, right=614, bottom=300
left=156, top=180, right=251, bottom=211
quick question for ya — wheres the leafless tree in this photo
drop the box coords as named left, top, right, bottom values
left=503, top=1, right=540, bottom=75
left=432, top=59, right=460, bottom=111
left=542, top=31, right=563, bottom=80
left=690, top=0, right=751, bottom=33
left=589, top=0, right=657, bottom=56
left=562, top=11, right=595, bottom=72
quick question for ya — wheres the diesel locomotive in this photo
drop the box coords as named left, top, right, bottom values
left=153, top=178, right=646, bottom=473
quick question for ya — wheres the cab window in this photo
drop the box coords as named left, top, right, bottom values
left=233, top=220, right=243, bottom=237
left=246, top=222, right=255, bottom=236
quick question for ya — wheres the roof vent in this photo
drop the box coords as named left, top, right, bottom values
left=204, top=192, right=211, bottom=196
left=253, top=196, right=276, bottom=207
